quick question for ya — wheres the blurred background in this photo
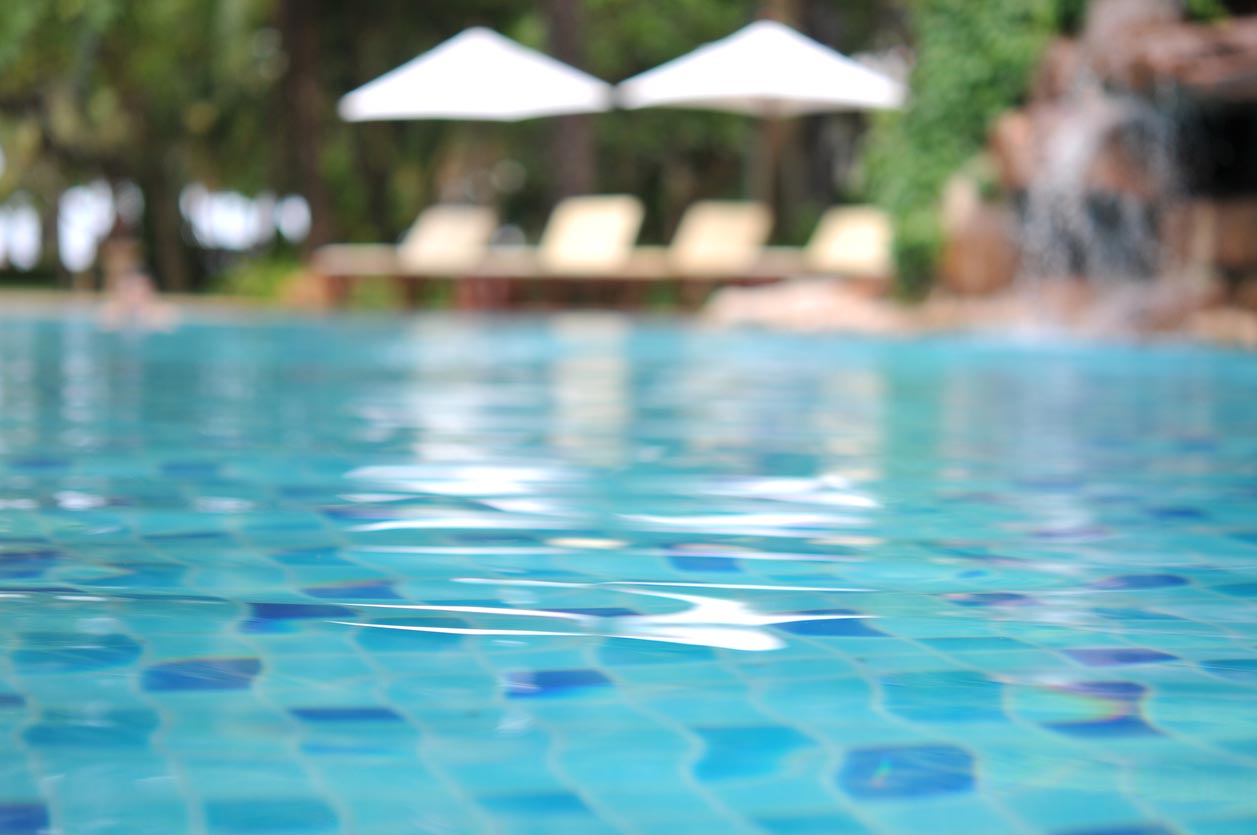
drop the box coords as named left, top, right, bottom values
left=0, top=0, right=1254, bottom=320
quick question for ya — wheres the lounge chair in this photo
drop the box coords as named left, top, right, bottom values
left=460, top=195, right=645, bottom=308
left=625, top=200, right=773, bottom=280
left=618, top=200, right=773, bottom=306
left=756, top=205, right=893, bottom=281
left=312, top=204, right=498, bottom=307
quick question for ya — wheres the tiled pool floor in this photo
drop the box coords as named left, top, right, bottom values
left=1, top=313, right=1256, bottom=834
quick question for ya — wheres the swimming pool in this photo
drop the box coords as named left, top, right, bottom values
left=1, top=312, right=1255, bottom=835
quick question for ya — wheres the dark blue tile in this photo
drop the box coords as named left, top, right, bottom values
left=1044, top=714, right=1160, bottom=738
left=0, top=549, right=59, bottom=580
left=839, top=744, right=975, bottom=800
left=249, top=602, right=356, bottom=620
left=1063, top=648, right=1177, bottom=667
left=504, top=669, right=611, bottom=698
left=303, top=580, right=401, bottom=600
left=289, top=707, right=403, bottom=723
left=24, top=708, right=159, bottom=749
left=204, top=798, right=338, bottom=834
left=1088, top=574, right=1188, bottom=590
left=144, top=531, right=233, bottom=543
left=142, top=658, right=262, bottom=691
left=779, top=610, right=887, bottom=637
left=12, top=632, right=142, bottom=674
left=0, top=585, right=80, bottom=595
left=694, top=725, right=811, bottom=781
left=0, top=803, right=49, bottom=835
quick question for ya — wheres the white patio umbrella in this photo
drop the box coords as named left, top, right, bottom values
left=339, top=27, right=612, bottom=122
left=617, top=20, right=905, bottom=200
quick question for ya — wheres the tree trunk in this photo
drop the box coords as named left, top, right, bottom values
left=545, top=0, right=595, bottom=199
left=760, top=0, right=795, bottom=22
left=279, top=0, right=335, bottom=251
left=38, top=189, right=69, bottom=286
left=140, top=168, right=191, bottom=293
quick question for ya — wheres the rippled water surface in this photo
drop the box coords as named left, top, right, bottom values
left=1, top=312, right=1256, bottom=835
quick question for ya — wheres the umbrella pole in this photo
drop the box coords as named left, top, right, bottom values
left=752, top=115, right=785, bottom=214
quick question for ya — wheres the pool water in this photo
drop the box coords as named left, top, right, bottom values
left=1, top=312, right=1256, bottom=835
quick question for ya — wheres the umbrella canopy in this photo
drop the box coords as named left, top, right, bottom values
left=339, top=27, right=612, bottom=122
left=616, top=20, right=904, bottom=117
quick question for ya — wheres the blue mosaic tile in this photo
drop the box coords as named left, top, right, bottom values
left=268, top=548, right=352, bottom=566
left=161, top=461, right=222, bottom=478
left=1088, top=575, right=1189, bottom=590
left=0, top=803, right=48, bottom=835
left=142, top=658, right=262, bottom=692
left=755, top=813, right=871, bottom=834
left=351, top=618, right=466, bottom=652
left=693, top=725, right=811, bottom=781
left=12, top=632, right=142, bottom=673
left=8, top=456, right=68, bottom=472
left=668, top=554, right=741, bottom=572
left=945, top=592, right=1038, bottom=607
left=4, top=315, right=1257, bottom=835
left=550, top=607, right=639, bottom=617
left=247, top=602, right=356, bottom=621
left=881, top=671, right=1005, bottom=723
left=1199, top=659, right=1257, bottom=682
left=303, top=580, right=401, bottom=600
left=478, top=791, right=592, bottom=816
left=204, top=798, right=338, bottom=834
left=1214, top=582, right=1257, bottom=598
left=1054, top=825, right=1176, bottom=835
left=289, top=707, right=403, bottom=723
left=1044, top=714, right=1161, bottom=739
left=1147, top=506, right=1207, bottom=520
left=921, top=637, right=1034, bottom=652
left=23, top=708, right=159, bottom=748
left=839, top=745, right=976, bottom=800
left=0, top=549, right=58, bottom=580
left=598, top=639, right=717, bottom=665
left=503, top=669, right=611, bottom=698
left=144, top=530, right=234, bottom=544
left=778, top=610, right=888, bottom=637
left=1094, top=608, right=1184, bottom=622
left=1063, top=649, right=1178, bottom=667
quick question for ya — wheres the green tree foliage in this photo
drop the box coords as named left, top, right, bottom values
left=866, top=0, right=1058, bottom=299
